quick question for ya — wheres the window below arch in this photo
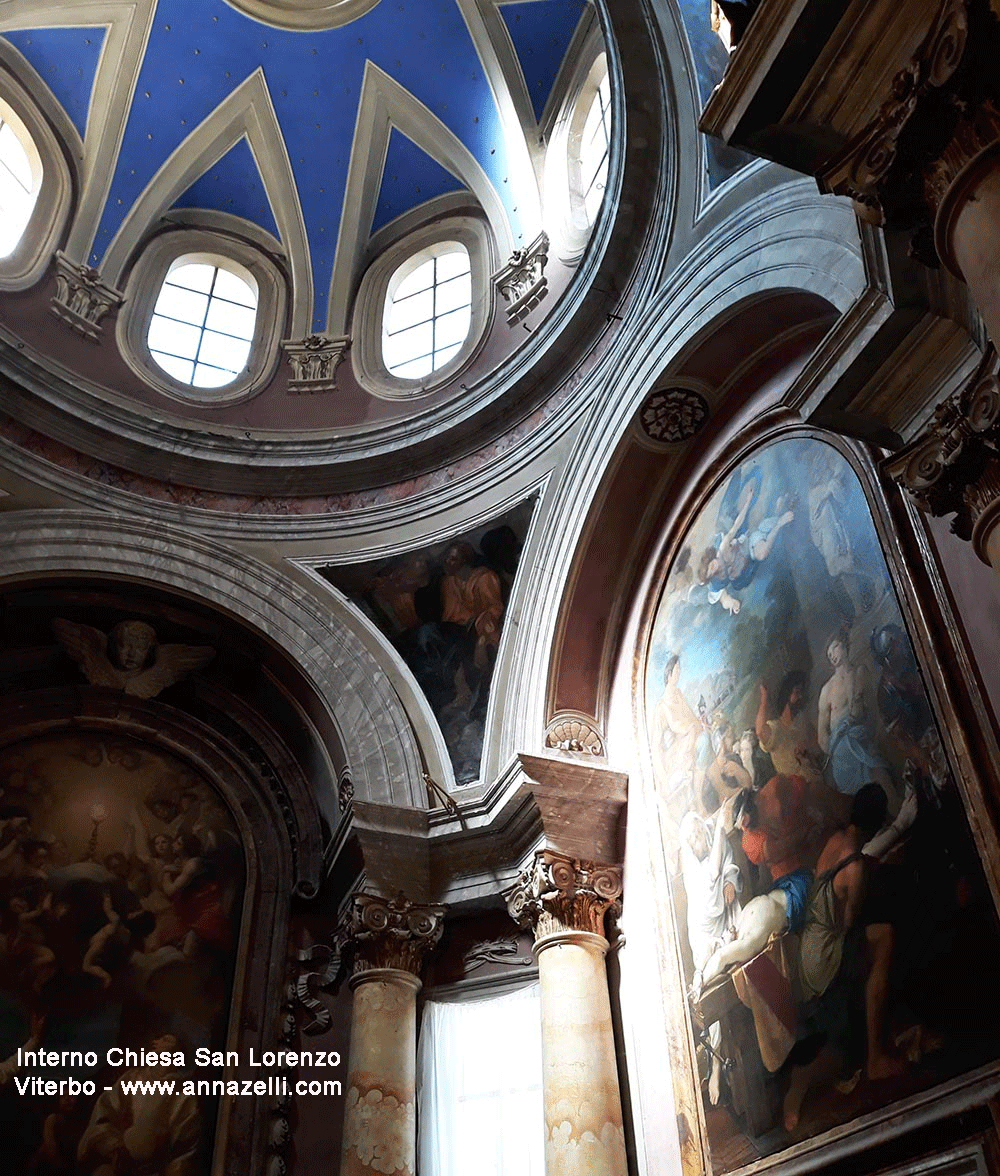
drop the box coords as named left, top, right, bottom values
left=382, top=245, right=472, bottom=380
left=352, top=211, right=494, bottom=400
left=148, top=259, right=258, bottom=389
left=117, top=227, right=286, bottom=405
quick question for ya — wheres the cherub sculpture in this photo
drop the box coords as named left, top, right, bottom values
left=52, top=619, right=214, bottom=699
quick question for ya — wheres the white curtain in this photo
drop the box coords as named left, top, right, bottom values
left=417, top=983, right=544, bottom=1176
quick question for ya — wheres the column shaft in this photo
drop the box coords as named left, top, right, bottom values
left=336, top=893, right=444, bottom=1176
left=951, top=165, right=1000, bottom=347
left=341, top=969, right=420, bottom=1176
left=536, top=931, right=628, bottom=1176
left=508, top=849, right=627, bottom=1176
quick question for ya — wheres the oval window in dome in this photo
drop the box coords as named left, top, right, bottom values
left=0, top=110, right=41, bottom=258
left=147, top=258, right=258, bottom=389
left=382, top=245, right=472, bottom=381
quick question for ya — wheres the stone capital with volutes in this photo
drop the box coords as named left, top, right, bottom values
left=506, top=848, right=622, bottom=942
left=493, top=231, right=549, bottom=324
left=336, top=891, right=445, bottom=979
left=884, top=345, right=1000, bottom=558
left=817, top=0, right=1000, bottom=270
left=281, top=333, right=349, bottom=394
left=50, top=252, right=125, bottom=341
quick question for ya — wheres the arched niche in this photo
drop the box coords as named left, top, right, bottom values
left=637, top=428, right=1000, bottom=1172
left=0, top=511, right=427, bottom=810
left=546, top=289, right=839, bottom=744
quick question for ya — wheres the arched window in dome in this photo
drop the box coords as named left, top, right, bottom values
left=147, top=258, right=259, bottom=389
left=0, top=71, right=72, bottom=291
left=579, top=72, right=611, bottom=224
left=382, top=245, right=472, bottom=380
left=540, top=24, right=613, bottom=263
left=352, top=212, right=493, bottom=400
left=0, top=111, right=41, bottom=258
left=118, top=226, right=286, bottom=405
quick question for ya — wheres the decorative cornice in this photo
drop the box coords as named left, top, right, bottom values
left=49, top=252, right=124, bottom=342
left=506, top=848, right=622, bottom=941
left=494, top=231, right=549, bottom=324
left=815, top=0, right=1000, bottom=273
left=337, top=891, right=445, bottom=977
left=883, top=345, right=1000, bottom=551
left=516, top=752, right=627, bottom=864
left=282, top=333, right=349, bottom=394
left=817, top=0, right=969, bottom=220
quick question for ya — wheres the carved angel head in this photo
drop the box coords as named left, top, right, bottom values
left=109, top=620, right=157, bottom=671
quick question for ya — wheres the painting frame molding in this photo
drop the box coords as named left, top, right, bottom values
left=632, top=415, right=1000, bottom=1176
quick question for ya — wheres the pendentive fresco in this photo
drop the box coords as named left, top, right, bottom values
left=645, top=436, right=1000, bottom=1165
left=323, top=500, right=532, bottom=784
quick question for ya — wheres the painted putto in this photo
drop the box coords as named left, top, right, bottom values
left=645, top=436, right=1000, bottom=1165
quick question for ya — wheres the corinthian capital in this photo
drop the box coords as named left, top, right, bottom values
left=337, top=892, right=445, bottom=978
left=50, top=252, right=124, bottom=341
left=884, top=346, right=1000, bottom=552
left=506, top=849, right=622, bottom=941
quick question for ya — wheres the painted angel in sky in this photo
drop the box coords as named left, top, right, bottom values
left=690, top=467, right=795, bottom=615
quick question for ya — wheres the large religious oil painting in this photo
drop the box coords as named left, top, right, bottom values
left=645, top=436, right=1000, bottom=1167
left=322, top=500, right=532, bottom=785
left=0, top=731, right=243, bottom=1174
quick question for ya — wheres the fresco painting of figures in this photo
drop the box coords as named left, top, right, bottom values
left=0, top=731, right=243, bottom=1174
left=322, top=500, right=532, bottom=785
left=645, top=436, right=1000, bottom=1167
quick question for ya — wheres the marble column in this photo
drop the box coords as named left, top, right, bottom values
left=884, top=350, right=1000, bottom=579
left=338, top=892, right=444, bottom=1176
left=507, top=849, right=627, bottom=1176
left=928, top=103, right=1000, bottom=349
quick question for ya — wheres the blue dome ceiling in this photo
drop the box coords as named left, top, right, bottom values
left=2, top=0, right=586, bottom=332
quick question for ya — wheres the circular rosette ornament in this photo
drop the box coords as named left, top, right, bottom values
left=639, top=387, right=709, bottom=444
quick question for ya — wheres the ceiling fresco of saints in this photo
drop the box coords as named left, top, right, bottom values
left=0, top=732, right=243, bottom=1174
left=322, top=499, right=533, bottom=786
left=644, top=436, right=1000, bottom=1166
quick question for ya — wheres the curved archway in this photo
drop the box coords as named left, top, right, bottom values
left=0, top=511, right=427, bottom=810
